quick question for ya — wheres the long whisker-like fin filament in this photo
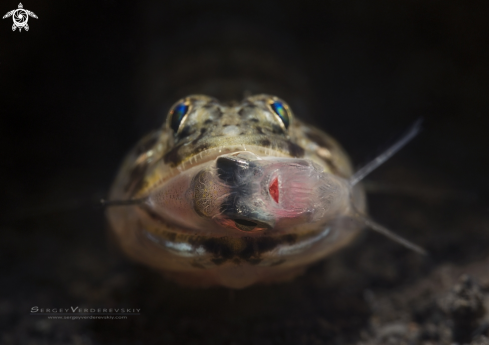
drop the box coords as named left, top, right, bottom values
left=349, top=119, right=422, bottom=186
left=357, top=213, right=428, bottom=255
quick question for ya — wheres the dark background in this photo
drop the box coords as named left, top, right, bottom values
left=1, top=1, right=489, bottom=344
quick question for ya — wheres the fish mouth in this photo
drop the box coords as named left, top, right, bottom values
left=144, top=150, right=352, bottom=237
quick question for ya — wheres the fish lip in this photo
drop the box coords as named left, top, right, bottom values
left=140, top=223, right=336, bottom=262
left=140, top=145, right=293, bottom=196
left=132, top=144, right=293, bottom=198
left=177, top=145, right=292, bottom=170
left=142, top=229, right=207, bottom=258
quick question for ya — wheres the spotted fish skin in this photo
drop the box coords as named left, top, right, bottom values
left=107, top=94, right=366, bottom=288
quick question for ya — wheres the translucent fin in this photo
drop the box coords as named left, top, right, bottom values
left=349, top=119, right=422, bottom=186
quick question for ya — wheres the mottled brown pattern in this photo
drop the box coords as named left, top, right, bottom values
left=108, top=93, right=364, bottom=288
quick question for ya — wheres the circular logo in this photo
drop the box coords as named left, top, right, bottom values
left=12, top=9, right=28, bottom=27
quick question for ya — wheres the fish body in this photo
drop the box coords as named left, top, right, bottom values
left=107, top=94, right=366, bottom=288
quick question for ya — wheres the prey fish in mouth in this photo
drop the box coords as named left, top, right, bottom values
left=106, top=94, right=424, bottom=288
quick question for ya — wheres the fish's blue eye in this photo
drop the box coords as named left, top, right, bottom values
left=170, top=102, right=189, bottom=132
left=270, top=101, right=290, bottom=129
